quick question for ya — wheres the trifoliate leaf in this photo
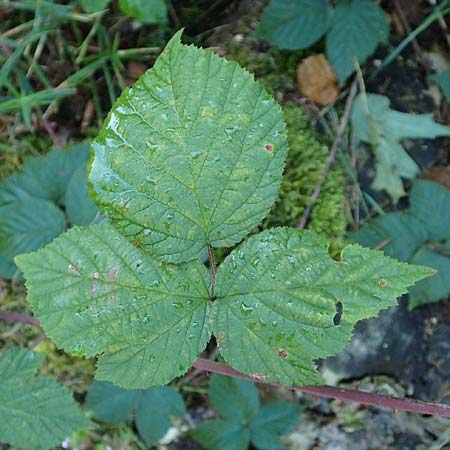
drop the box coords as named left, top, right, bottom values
left=351, top=94, right=450, bottom=201
left=119, top=0, right=167, bottom=24
left=79, top=0, right=111, bottom=13
left=351, top=180, right=450, bottom=308
left=65, top=165, right=99, bottom=225
left=326, top=0, right=388, bottom=84
left=191, top=375, right=301, bottom=450
left=250, top=403, right=303, bottom=450
left=85, top=381, right=185, bottom=446
left=255, top=0, right=333, bottom=50
left=0, top=198, right=65, bottom=259
left=432, top=69, right=450, bottom=103
left=212, top=228, right=434, bottom=386
left=208, top=374, right=259, bottom=423
left=15, top=223, right=211, bottom=388
left=0, top=348, right=88, bottom=450
left=191, top=420, right=251, bottom=450
left=0, top=143, right=90, bottom=206
left=89, top=30, right=287, bottom=263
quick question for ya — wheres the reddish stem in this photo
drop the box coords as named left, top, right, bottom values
left=4, top=311, right=450, bottom=417
left=193, top=358, right=450, bottom=417
left=0, top=310, right=40, bottom=327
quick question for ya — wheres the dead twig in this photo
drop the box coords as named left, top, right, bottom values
left=297, top=77, right=359, bottom=229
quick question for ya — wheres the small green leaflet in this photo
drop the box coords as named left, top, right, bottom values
left=0, top=348, right=89, bottom=450
left=16, top=223, right=211, bottom=388
left=351, top=94, right=450, bottom=202
left=191, top=374, right=302, bottom=450
left=351, top=180, right=450, bottom=309
left=118, top=0, right=167, bottom=24
left=85, top=381, right=185, bottom=446
left=17, top=32, right=433, bottom=389
left=326, top=0, right=388, bottom=84
left=89, top=30, right=287, bottom=263
left=432, top=69, right=450, bottom=103
left=256, top=0, right=388, bottom=84
left=255, top=0, right=333, bottom=51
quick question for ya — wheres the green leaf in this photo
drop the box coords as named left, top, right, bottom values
left=85, top=381, right=185, bottom=446
left=65, top=165, right=99, bottom=225
left=326, top=0, right=389, bottom=84
left=118, top=0, right=167, bottom=24
left=351, top=94, right=450, bottom=201
left=351, top=180, right=450, bottom=308
left=0, top=348, right=88, bottom=450
left=191, top=420, right=251, bottom=450
left=212, top=228, right=433, bottom=386
left=409, top=246, right=450, bottom=309
left=84, top=381, right=140, bottom=422
left=349, top=212, right=428, bottom=262
left=255, top=0, right=333, bottom=50
left=192, top=376, right=301, bottom=450
left=250, top=403, right=302, bottom=450
left=0, top=198, right=66, bottom=260
left=79, top=0, right=111, bottom=13
left=0, top=142, right=90, bottom=206
left=432, top=69, right=450, bottom=103
left=0, top=254, right=16, bottom=279
left=15, top=223, right=211, bottom=389
left=136, top=386, right=185, bottom=446
left=89, top=30, right=287, bottom=263
left=410, top=180, right=450, bottom=241
left=208, top=374, right=260, bottom=423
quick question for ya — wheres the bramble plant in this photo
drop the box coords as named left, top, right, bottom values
left=255, top=0, right=389, bottom=84
left=16, top=31, right=433, bottom=390
left=190, top=374, right=303, bottom=450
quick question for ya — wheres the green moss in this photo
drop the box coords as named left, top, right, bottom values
left=35, top=339, right=95, bottom=393
left=265, top=107, right=347, bottom=253
left=226, top=42, right=302, bottom=103
left=226, top=43, right=347, bottom=253
left=0, top=135, right=52, bottom=180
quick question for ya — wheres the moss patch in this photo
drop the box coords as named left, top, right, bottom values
left=265, top=106, right=347, bottom=253
left=226, top=43, right=347, bottom=253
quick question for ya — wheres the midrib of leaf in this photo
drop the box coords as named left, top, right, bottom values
left=168, top=44, right=210, bottom=235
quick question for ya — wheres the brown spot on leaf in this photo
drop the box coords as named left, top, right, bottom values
left=278, top=349, right=288, bottom=358
left=379, top=279, right=387, bottom=287
left=265, top=144, right=273, bottom=152
left=92, top=272, right=100, bottom=280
